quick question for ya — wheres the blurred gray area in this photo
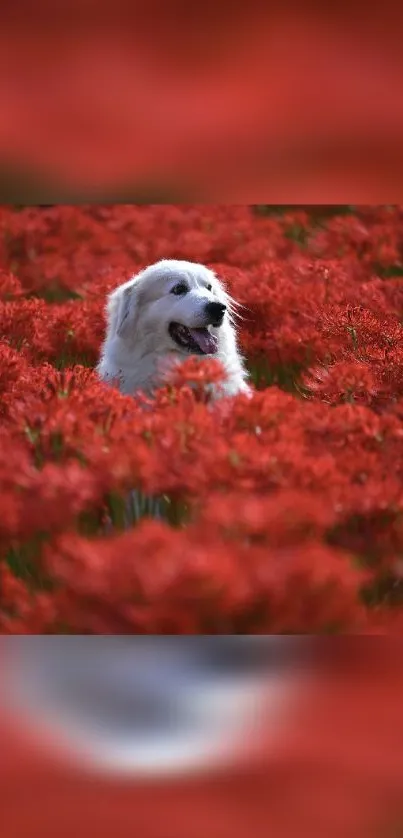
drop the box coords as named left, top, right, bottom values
left=0, top=637, right=306, bottom=777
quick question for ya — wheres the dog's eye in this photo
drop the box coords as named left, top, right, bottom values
left=206, top=284, right=212, bottom=292
left=171, top=283, right=188, bottom=295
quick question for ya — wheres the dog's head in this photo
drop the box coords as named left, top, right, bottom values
left=106, top=259, right=233, bottom=358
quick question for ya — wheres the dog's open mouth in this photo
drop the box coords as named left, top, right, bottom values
left=169, top=322, right=218, bottom=355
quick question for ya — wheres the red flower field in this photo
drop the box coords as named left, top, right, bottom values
left=2, top=204, right=403, bottom=633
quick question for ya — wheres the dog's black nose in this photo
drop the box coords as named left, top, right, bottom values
left=205, top=302, right=226, bottom=324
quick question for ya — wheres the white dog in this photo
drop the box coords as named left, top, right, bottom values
left=97, top=259, right=250, bottom=398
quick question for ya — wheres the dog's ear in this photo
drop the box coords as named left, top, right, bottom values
left=106, top=278, right=140, bottom=339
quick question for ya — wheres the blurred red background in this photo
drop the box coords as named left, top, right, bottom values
left=0, top=4, right=402, bottom=200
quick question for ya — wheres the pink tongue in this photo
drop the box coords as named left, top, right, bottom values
left=189, top=328, right=218, bottom=354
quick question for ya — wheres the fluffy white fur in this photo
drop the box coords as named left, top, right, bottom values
left=97, top=259, right=250, bottom=398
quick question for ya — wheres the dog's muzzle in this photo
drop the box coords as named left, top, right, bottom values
left=168, top=303, right=226, bottom=355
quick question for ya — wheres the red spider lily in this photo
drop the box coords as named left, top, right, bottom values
left=198, top=490, right=336, bottom=546
left=161, top=355, right=227, bottom=403
left=40, top=521, right=365, bottom=634
left=0, top=269, right=23, bottom=299
left=302, top=361, right=381, bottom=406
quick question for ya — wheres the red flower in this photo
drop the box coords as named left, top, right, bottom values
left=303, top=361, right=380, bottom=406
